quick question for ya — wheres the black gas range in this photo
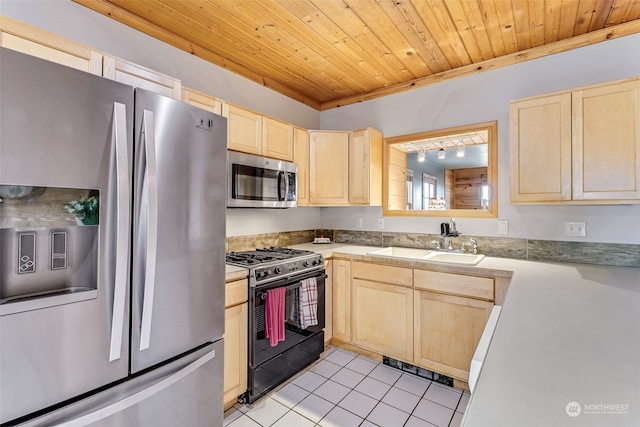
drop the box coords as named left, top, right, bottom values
left=226, top=247, right=324, bottom=287
left=225, top=246, right=327, bottom=404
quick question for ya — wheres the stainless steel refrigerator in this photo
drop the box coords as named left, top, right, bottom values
left=0, top=48, right=227, bottom=426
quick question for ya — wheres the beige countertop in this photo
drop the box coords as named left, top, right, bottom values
left=289, top=242, right=640, bottom=426
left=225, top=264, right=248, bottom=282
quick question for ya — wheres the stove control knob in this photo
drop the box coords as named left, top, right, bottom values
left=302, top=261, right=309, bottom=267
left=274, top=267, right=282, bottom=274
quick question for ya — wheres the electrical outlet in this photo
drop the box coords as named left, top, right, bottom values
left=356, top=217, right=363, bottom=228
left=498, top=219, right=508, bottom=235
left=377, top=217, right=384, bottom=229
left=565, top=221, right=586, bottom=237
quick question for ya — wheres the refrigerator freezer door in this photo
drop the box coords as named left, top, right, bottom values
left=131, top=89, right=227, bottom=372
left=0, top=48, right=133, bottom=423
left=15, top=340, right=224, bottom=427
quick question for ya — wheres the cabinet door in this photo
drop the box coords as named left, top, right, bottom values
left=324, top=260, right=333, bottom=344
left=332, top=259, right=351, bottom=342
left=414, top=290, right=492, bottom=381
left=509, top=93, right=572, bottom=202
left=0, top=16, right=102, bottom=75
left=349, top=128, right=383, bottom=206
left=223, top=302, right=248, bottom=409
left=263, top=117, right=294, bottom=161
left=387, top=145, right=407, bottom=210
left=181, top=87, right=222, bottom=115
left=572, top=79, right=640, bottom=200
left=103, top=56, right=182, bottom=99
left=352, top=279, right=413, bottom=361
left=222, top=103, right=262, bottom=155
left=309, top=131, right=349, bottom=205
left=294, top=127, right=310, bottom=206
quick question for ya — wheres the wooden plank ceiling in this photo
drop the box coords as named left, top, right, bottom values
left=73, top=0, right=640, bottom=110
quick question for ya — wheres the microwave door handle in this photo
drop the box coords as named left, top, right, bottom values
left=109, top=102, right=130, bottom=362
left=277, top=171, right=285, bottom=201
left=139, top=110, right=158, bottom=352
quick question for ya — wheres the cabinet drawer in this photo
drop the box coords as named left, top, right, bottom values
left=352, top=262, right=412, bottom=287
left=226, top=279, right=248, bottom=308
left=414, top=270, right=493, bottom=300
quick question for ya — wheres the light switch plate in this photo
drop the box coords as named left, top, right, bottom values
left=356, top=217, right=363, bottom=228
left=377, top=217, right=384, bottom=229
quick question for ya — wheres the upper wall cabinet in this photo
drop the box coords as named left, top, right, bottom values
left=223, top=103, right=262, bottom=155
left=222, top=103, right=294, bottom=162
left=309, top=131, right=350, bottom=205
left=309, top=128, right=383, bottom=206
left=0, top=16, right=102, bottom=75
left=262, top=116, right=294, bottom=162
left=293, top=127, right=310, bottom=206
left=349, top=128, right=383, bottom=206
left=103, top=56, right=182, bottom=99
left=510, top=78, right=640, bottom=204
left=182, top=87, right=222, bottom=115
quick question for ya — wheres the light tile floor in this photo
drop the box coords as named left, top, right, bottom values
left=224, top=347, right=470, bottom=427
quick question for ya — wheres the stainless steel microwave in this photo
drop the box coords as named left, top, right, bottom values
left=227, top=151, right=298, bottom=208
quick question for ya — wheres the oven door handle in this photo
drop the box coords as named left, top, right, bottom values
left=256, top=274, right=328, bottom=299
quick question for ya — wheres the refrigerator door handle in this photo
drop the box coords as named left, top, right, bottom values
left=109, top=102, right=130, bottom=362
left=139, top=109, right=158, bottom=352
left=55, top=349, right=217, bottom=427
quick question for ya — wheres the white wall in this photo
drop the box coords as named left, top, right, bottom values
left=320, top=34, right=640, bottom=244
left=0, top=0, right=323, bottom=237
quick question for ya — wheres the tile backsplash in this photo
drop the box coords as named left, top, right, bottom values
left=227, top=229, right=640, bottom=268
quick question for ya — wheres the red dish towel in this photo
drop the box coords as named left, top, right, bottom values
left=299, top=277, right=318, bottom=330
left=265, top=287, right=286, bottom=347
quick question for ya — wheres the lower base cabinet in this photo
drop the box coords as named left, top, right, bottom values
left=414, top=290, right=493, bottom=381
left=223, top=278, right=248, bottom=409
left=351, top=279, right=413, bottom=361
left=223, top=302, right=248, bottom=409
left=330, top=259, right=501, bottom=385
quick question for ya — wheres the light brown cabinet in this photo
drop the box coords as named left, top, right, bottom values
left=331, top=258, right=499, bottom=384
left=222, top=103, right=263, bottom=155
left=182, top=87, right=222, bottom=115
left=572, top=79, right=640, bottom=201
left=331, top=259, right=351, bottom=343
left=510, top=78, right=640, bottom=203
left=0, top=16, right=102, bottom=75
left=223, top=103, right=294, bottom=161
left=349, top=128, right=383, bottom=205
left=414, top=290, right=493, bottom=381
left=103, top=56, right=182, bottom=99
left=324, top=259, right=333, bottom=344
left=309, top=128, right=383, bottom=206
left=262, top=116, right=294, bottom=162
left=293, top=127, right=310, bottom=206
left=309, top=131, right=350, bottom=205
left=351, top=279, right=413, bottom=361
left=223, top=278, right=248, bottom=409
left=414, top=269, right=494, bottom=382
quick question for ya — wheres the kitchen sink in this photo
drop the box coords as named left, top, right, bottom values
left=367, top=247, right=433, bottom=259
left=367, top=247, right=486, bottom=265
left=423, top=251, right=485, bottom=265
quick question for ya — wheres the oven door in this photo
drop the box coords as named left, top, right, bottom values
left=250, top=270, right=326, bottom=368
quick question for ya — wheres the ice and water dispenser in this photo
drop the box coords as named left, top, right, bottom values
left=0, top=185, right=99, bottom=314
